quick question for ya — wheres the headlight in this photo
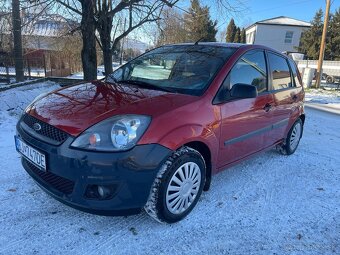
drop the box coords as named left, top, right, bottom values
left=71, top=115, right=151, bottom=151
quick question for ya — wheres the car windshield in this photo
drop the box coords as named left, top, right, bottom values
left=107, top=45, right=237, bottom=95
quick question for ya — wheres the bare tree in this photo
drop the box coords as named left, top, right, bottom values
left=55, top=0, right=179, bottom=77
left=94, top=0, right=179, bottom=74
left=156, top=7, right=187, bottom=45
left=12, top=0, right=24, bottom=81
left=79, top=0, right=97, bottom=80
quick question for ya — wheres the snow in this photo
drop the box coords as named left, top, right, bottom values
left=305, top=88, right=340, bottom=114
left=0, top=83, right=339, bottom=254
left=257, top=16, right=311, bottom=27
left=0, top=81, right=60, bottom=117
left=0, top=67, right=46, bottom=78
left=305, top=88, right=340, bottom=104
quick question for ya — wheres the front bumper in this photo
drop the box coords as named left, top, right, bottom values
left=16, top=121, right=172, bottom=216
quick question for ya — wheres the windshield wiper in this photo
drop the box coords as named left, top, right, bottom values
left=117, top=79, right=175, bottom=93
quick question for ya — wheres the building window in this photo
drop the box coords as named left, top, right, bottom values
left=285, top=31, right=293, bottom=43
left=246, top=31, right=255, bottom=44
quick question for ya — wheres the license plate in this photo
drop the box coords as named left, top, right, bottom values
left=15, top=136, right=46, bottom=171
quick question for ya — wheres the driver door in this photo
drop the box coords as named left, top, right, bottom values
left=217, top=50, right=274, bottom=169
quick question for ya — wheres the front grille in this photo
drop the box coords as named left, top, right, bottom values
left=22, top=114, right=68, bottom=144
left=23, top=159, right=75, bottom=195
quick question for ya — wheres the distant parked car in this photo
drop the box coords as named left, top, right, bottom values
left=15, top=43, right=305, bottom=223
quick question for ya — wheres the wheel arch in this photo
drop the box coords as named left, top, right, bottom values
left=182, top=141, right=212, bottom=191
left=300, top=113, right=305, bottom=125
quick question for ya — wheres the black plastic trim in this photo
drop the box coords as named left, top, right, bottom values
left=224, top=118, right=289, bottom=146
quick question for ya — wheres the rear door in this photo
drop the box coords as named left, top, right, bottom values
left=217, top=50, right=274, bottom=168
left=266, top=52, right=303, bottom=143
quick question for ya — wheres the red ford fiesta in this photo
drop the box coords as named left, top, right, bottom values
left=15, top=43, right=304, bottom=223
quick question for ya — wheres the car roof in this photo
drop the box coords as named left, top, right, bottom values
left=164, top=42, right=245, bottom=48
left=158, top=42, right=286, bottom=58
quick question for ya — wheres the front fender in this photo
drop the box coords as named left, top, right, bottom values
left=156, top=124, right=219, bottom=170
left=157, top=124, right=216, bottom=150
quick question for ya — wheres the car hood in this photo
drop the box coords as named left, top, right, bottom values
left=26, top=80, right=198, bottom=136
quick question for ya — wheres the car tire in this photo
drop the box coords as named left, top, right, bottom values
left=326, top=75, right=335, bottom=84
left=144, top=146, right=206, bottom=223
left=277, top=118, right=303, bottom=155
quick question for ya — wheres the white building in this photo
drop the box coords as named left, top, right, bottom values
left=245, top=16, right=311, bottom=52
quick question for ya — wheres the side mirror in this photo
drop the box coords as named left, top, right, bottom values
left=230, top=83, right=258, bottom=99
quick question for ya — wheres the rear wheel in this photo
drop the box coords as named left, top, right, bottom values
left=278, top=118, right=303, bottom=155
left=144, top=146, right=206, bottom=223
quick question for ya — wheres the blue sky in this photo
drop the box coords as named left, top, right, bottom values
left=131, top=0, right=340, bottom=44
left=178, top=0, right=340, bottom=30
left=214, top=0, right=340, bottom=28
left=236, top=0, right=340, bottom=27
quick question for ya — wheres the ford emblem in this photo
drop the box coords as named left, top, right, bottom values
left=33, top=123, right=42, bottom=131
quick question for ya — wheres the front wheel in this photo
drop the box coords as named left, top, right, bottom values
left=144, top=146, right=206, bottom=223
left=278, top=118, right=303, bottom=155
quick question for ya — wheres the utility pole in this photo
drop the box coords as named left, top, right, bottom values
left=12, top=0, right=25, bottom=82
left=316, top=0, right=331, bottom=88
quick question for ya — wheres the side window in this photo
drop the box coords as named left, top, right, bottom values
left=229, top=51, right=267, bottom=93
left=288, top=58, right=302, bottom=87
left=268, top=53, right=292, bottom=90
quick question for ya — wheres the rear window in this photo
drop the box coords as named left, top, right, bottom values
left=288, top=58, right=302, bottom=87
left=268, top=53, right=292, bottom=90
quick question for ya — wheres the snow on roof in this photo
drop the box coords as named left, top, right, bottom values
left=256, top=16, right=311, bottom=27
left=0, top=12, right=78, bottom=37
left=22, top=14, right=78, bottom=37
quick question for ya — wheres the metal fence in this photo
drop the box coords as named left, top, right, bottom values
left=0, top=53, right=78, bottom=84
left=0, top=55, right=47, bottom=84
left=296, top=60, right=340, bottom=77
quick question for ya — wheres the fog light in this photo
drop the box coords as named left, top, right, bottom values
left=85, top=184, right=118, bottom=200
left=97, top=185, right=112, bottom=199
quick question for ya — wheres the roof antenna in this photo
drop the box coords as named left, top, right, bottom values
left=194, top=38, right=204, bottom=45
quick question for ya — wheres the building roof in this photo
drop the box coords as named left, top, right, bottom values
left=0, top=12, right=78, bottom=37
left=246, top=16, right=311, bottom=30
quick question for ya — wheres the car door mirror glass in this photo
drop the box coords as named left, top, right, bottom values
left=230, top=83, right=258, bottom=99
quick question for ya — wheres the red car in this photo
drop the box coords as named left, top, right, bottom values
left=15, top=43, right=304, bottom=223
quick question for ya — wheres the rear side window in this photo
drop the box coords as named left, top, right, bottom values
left=229, top=51, right=267, bottom=93
left=288, top=58, right=302, bottom=87
left=268, top=53, right=292, bottom=90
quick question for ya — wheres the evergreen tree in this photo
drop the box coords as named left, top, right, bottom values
left=234, top=27, right=241, bottom=43
left=225, top=18, right=237, bottom=42
left=241, top=28, right=246, bottom=43
left=184, top=0, right=217, bottom=42
left=298, top=9, right=323, bottom=59
left=327, top=8, right=340, bottom=60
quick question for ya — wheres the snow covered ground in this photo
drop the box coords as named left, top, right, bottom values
left=305, top=88, right=340, bottom=104
left=0, top=67, right=45, bottom=78
left=0, top=83, right=339, bottom=255
left=305, top=88, right=340, bottom=114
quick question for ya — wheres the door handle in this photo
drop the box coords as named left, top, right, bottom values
left=263, top=103, right=272, bottom=112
